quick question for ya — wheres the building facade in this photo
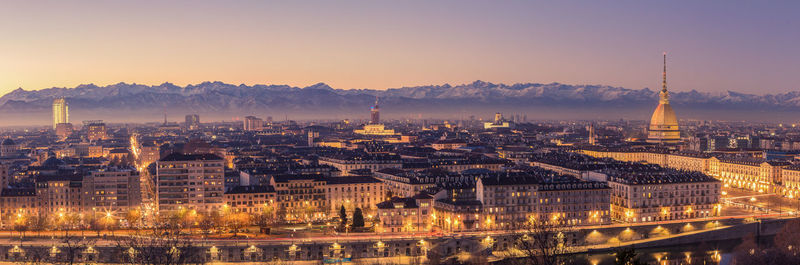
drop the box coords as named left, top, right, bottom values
left=87, top=122, right=108, bottom=141
left=647, top=54, right=680, bottom=144
left=224, top=185, right=277, bottom=215
left=244, top=116, right=265, bottom=131
left=155, top=153, right=225, bottom=213
left=376, top=194, right=432, bottom=233
left=477, top=175, right=610, bottom=229
left=270, top=174, right=327, bottom=221
left=325, top=176, right=386, bottom=216
left=82, top=169, right=142, bottom=213
left=0, top=188, right=36, bottom=228
left=318, top=154, right=402, bottom=176
left=607, top=172, right=721, bottom=223
left=708, top=157, right=789, bottom=193
left=52, top=98, right=69, bottom=129
left=35, top=175, right=84, bottom=215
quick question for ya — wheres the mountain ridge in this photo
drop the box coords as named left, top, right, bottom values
left=1, top=81, right=799, bottom=125
left=7, top=80, right=799, bottom=104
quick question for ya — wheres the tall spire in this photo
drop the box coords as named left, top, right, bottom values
left=659, top=52, right=670, bottom=104
left=370, top=96, right=380, bottom=124
left=662, top=52, right=667, bottom=92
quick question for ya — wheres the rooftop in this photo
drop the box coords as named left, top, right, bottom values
left=226, top=185, right=276, bottom=194
left=159, top=153, right=224, bottom=162
left=272, top=174, right=327, bottom=183
left=0, top=187, right=35, bottom=197
left=601, top=164, right=718, bottom=185
left=376, top=197, right=424, bottom=209
left=325, top=176, right=383, bottom=185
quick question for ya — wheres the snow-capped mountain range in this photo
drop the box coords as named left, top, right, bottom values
left=0, top=80, right=798, bottom=125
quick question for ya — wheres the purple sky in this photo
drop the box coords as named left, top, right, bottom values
left=1, top=0, right=798, bottom=95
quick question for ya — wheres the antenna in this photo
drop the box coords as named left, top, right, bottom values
left=662, top=52, right=667, bottom=92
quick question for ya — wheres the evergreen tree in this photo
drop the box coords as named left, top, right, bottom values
left=339, top=205, right=347, bottom=228
left=352, top=208, right=365, bottom=228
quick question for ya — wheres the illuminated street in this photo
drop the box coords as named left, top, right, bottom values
left=1, top=2, right=799, bottom=264
left=722, top=186, right=800, bottom=215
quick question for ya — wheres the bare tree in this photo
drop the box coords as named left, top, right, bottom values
left=198, top=212, right=220, bottom=236
left=17, top=234, right=97, bottom=265
left=126, top=209, right=143, bottom=229
left=29, top=214, right=50, bottom=237
left=774, top=218, right=800, bottom=256
left=114, top=223, right=207, bottom=265
left=303, top=203, right=317, bottom=223
left=507, top=218, right=574, bottom=265
left=13, top=217, right=30, bottom=239
left=51, top=234, right=98, bottom=265
left=729, top=220, right=800, bottom=265
left=16, top=247, right=50, bottom=265
left=57, top=213, right=80, bottom=236
left=86, top=214, right=104, bottom=237
left=253, top=211, right=274, bottom=235
left=225, top=212, right=251, bottom=237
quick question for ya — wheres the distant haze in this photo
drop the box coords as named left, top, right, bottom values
left=1, top=1, right=799, bottom=95
left=2, top=81, right=800, bottom=127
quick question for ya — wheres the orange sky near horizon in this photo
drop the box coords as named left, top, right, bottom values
left=1, top=1, right=798, bottom=95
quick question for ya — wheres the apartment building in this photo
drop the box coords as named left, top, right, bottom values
left=156, top=153, right=225, bottom=213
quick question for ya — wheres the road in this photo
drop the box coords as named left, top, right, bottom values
left=0, top=186, right=793, bottom=246
left=723, top=186, right=800, bottom=215
left=0, top=212, right=789, bottom=247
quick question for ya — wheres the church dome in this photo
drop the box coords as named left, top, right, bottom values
left=42, top=157, right=65, bottom=167
left=649, top=100, right=678, bottom=129
left=647, top=53, right=681, bottom=144
left=1, top=138, right=15, bottom=146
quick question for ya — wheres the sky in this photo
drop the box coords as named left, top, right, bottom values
left=1, top=0, right=798, bottom=95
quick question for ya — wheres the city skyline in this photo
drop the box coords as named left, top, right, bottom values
left=1, top=2, right=800, bottom=264
left=0, top=96, right=793, bottom=264
left=2, top=1, right=799, bottom=95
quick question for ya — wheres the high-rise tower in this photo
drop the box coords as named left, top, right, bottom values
left=52, top=98, right=69, bottom=129
left=647, top=53, right=681, bottom=144
left=370, top=97, right=380, bottom=124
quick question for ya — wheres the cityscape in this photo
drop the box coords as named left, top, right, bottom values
left=1, top=1, right=800, bottom=265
